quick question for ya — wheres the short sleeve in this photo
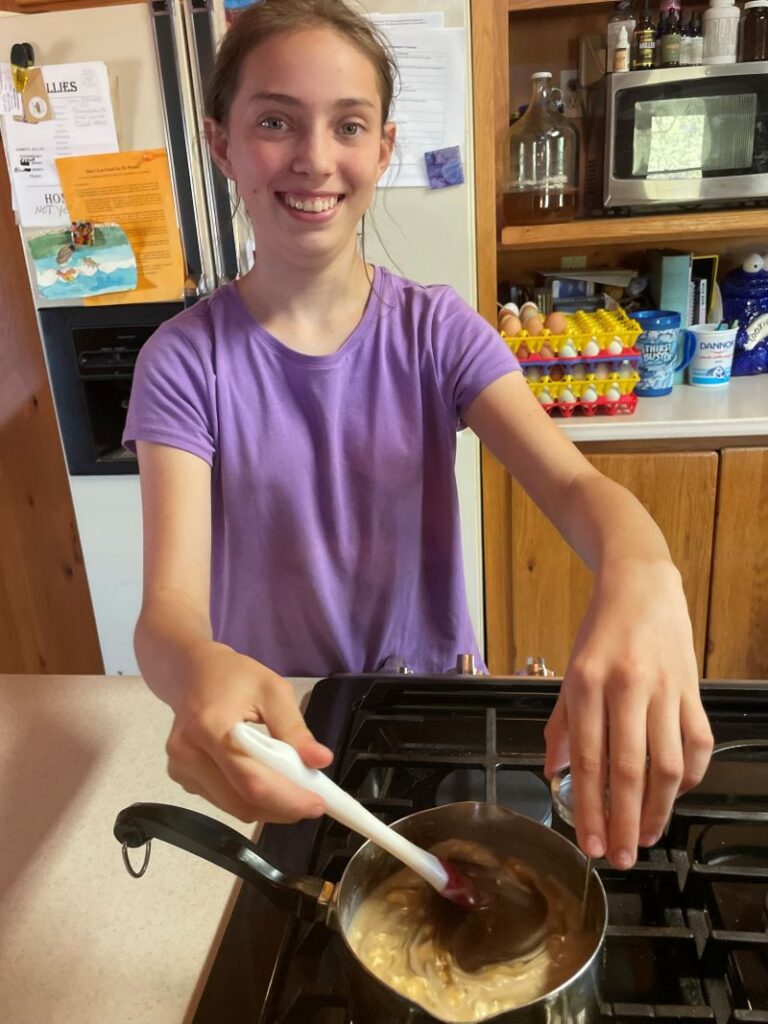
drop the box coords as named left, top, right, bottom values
left=123, top=323, right=217, bottom=464
left=428, top=287, right=520, bottom=423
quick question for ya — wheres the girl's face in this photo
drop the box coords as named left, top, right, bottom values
left=206, top=27, right=396, bottom=268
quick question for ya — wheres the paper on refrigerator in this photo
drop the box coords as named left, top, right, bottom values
left=1, top=61, right=118, bottom=227
left=370, top=25, right=466, bottom=189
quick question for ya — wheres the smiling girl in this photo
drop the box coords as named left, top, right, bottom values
left=123, top=0, right=712, bottom=871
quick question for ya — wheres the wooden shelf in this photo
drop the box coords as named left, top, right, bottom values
left=508, top=0, right=615, bottom=11
left=499, top=209, right=768, bottom=250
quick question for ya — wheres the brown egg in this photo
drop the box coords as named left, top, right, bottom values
left=545, top=312, right=568, bottom=335
left=525, top=316, right=545, bottom=336
left=500, top=312, right=522, bottom=335
left=538, top=343, right=556, bottom=360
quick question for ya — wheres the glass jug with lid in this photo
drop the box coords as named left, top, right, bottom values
left=503, top=71, right=579, bottom=226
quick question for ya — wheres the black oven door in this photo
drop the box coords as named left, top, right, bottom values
left=39, top=303, right=183, bottom=475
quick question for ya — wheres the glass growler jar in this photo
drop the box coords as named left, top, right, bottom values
left=503, top=72, right=579, bottom=227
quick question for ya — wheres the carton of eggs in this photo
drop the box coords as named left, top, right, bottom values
left=497, top=306, right=642, bottom=417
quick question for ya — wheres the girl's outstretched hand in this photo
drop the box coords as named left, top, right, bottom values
left=543, top=558, right=714, bottom=869
left=164, top=645, right=333, bottom=823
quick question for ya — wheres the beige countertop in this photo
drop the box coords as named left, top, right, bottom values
left=0, top=674, right=317, bottom=1024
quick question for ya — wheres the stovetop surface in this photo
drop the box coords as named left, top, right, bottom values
left=193, top=676, right=768, bottom=1024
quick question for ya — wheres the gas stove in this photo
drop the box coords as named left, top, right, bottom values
left=193, top=675, right=768, bottom=1024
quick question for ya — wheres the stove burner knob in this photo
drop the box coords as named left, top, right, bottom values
left=379, top=654, right=413, bottom=675
left=454, top=653, right=480, bottom=675
left=518, top=656, right=556, bottom=678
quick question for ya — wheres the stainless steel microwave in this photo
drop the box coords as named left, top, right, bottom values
left=584, top=62, right=768, bottom=213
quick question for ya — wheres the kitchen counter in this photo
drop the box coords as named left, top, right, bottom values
left=0, top=674, right=317, bottom=1024
left=559, top=375, right=768, bottom=443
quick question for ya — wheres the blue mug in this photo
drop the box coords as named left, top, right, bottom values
left=632, top=310, right=696, bottom=397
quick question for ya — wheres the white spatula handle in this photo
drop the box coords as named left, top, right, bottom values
left=230, top=722, right=448, bottom=893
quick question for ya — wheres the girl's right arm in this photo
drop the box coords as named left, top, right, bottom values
left=134, top=440, right=332, bottom=823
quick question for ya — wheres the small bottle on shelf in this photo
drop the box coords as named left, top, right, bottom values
left=613, top=24, right=631, bottom=69
left=679, top=12, right=693, bottom=63
left=739, top=0, right=768, bottom=59
left=606, top=0, right=637, bottom=71
left=655, top=9, right=666, bottom=64
left=702, top=0, right=740, bottom=63
left=632, top=1, right=658, bottom=67
left=660, top=8, right=683, bottom=65
left=691, top=10, right=705, bottom=61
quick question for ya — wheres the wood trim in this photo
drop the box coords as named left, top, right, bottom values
left=500, top=210, right=768, bottom=251
left=0, top=135, right=103, bottom=673
left=706, top=448, right=768, bottom=679
left=508, top=0, right=615, bottom=9
left=471, top=0, right=507, bottom=323
left=472, top=0, right=515, bottom=671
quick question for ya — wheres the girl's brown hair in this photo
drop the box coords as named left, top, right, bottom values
left=206, top=0, right=397, bottom=127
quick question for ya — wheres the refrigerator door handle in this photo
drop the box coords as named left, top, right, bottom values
left=180, top=0, right=240, bottom=285
left=149, top=0, right=217, bottom=297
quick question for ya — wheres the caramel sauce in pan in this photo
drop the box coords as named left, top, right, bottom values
left=347, top=840, right=594, bottom=1023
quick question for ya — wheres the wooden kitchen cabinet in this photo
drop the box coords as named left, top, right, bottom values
left=470, top=0, right=768, bottom=679
left=494, top=451, right=718, bottom=677
left=707, top=448, right=768, bottom=679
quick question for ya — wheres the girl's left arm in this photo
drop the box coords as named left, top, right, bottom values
left=463, top=371, right=714, bottom=870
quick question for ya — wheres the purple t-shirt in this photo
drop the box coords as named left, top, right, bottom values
left=123, top=266, right=519, bottom=675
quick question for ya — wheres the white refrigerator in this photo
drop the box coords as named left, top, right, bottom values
left=0, top=0, right=484, bottom=674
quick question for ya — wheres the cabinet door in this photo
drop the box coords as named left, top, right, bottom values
left=706, top=447, right=768, bottom=679
left=498, top=451, right=718, bottom=677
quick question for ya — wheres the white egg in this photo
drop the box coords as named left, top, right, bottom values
left=524, top=366, right=541, bottom=382
left=583, top=340, right=601, bottom=357
left=538, top=388, right=553, bottom=405
left=608, top=339, right=624, bottom=355
left=559, top=387, right=576, bottom=404
left=594, top=364, right=609, bottom=379
left=606, top=385, right=622, bottom=402
left=501, top=301, right=520, bottom=316
left=742, top=253, right=765, bottom=274
left=617, top=361, right=633, bottom=379
left=559, top=342, right=577, bottom=358
left=582, top=386, right=598, bottom=403
left=570, top=364, right=587, bottom=380
left=520, top=301, right=541, bottom=322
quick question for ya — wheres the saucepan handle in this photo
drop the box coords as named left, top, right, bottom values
left=114, top=802, right=333, bottom=922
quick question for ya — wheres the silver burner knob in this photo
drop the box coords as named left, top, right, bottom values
left=454, top=653, right=480, bottom=676
left=517, top=656, right=556, bottom=678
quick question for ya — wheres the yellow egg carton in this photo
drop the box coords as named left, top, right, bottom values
left=501, top=309, right=641, bottom=360
left=526, top=373, right=640, bottom=403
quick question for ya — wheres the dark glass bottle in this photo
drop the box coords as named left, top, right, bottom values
left=660, top=8, right=682, bottom=65
left=740, top=0, right=768, bottom=59
left=679, top=13, right=693, bottom=63
left=632, top=4, right=658, bottom=67
left=690, top=9, right=705, bottom=61
left=655, top=11, right=666, bottom=64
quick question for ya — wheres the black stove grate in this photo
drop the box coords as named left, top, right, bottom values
left=193, top=677, right=768, bottom=1024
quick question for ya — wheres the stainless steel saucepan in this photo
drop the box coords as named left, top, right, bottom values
left=114, top=800, right=607, bottom=1023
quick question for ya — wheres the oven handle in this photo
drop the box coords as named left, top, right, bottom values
left=113, top=803, right=335, bottom=923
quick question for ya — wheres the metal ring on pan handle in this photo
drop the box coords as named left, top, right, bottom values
left=122, top=838, right=152, bottom=878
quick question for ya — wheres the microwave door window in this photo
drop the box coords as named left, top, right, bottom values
left=614, top=76, right=766, bottom=182
left=633, top=104, right=707, bottom=178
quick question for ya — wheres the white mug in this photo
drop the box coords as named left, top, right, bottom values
left=687, top=323, right=738, bottom=388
